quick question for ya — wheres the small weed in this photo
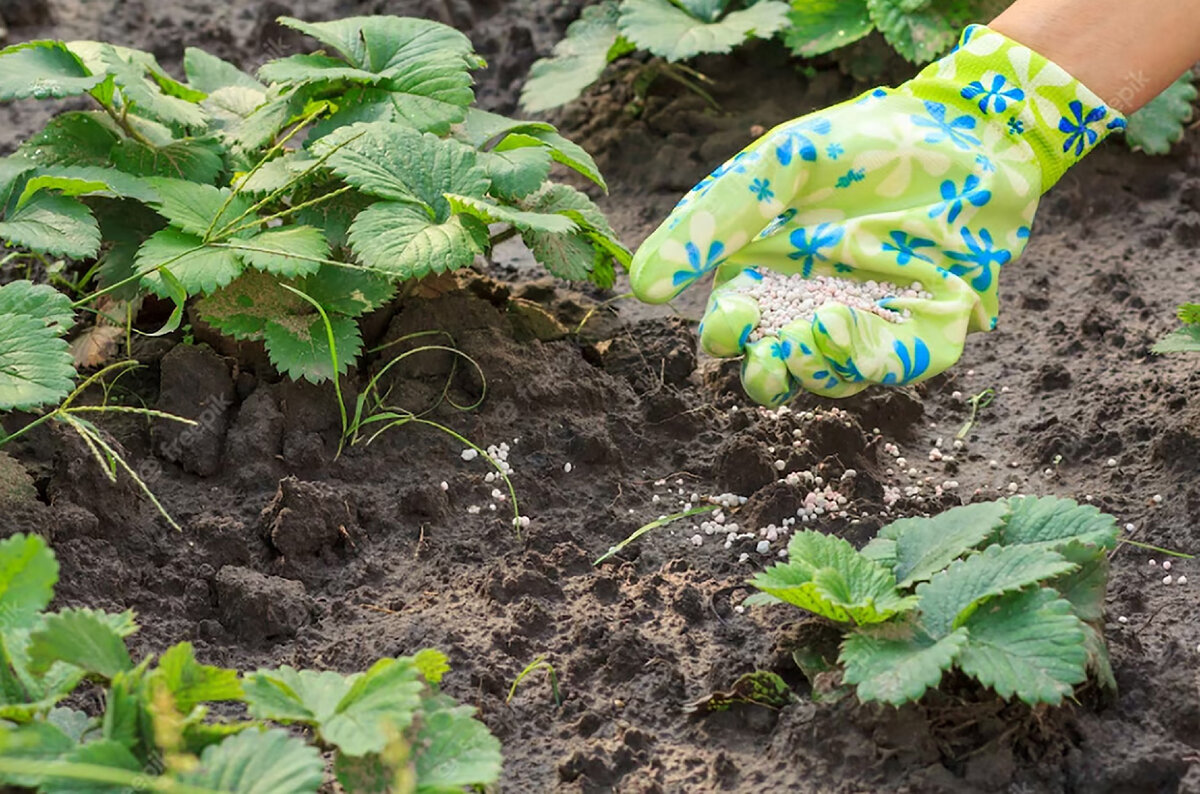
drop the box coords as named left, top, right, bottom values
left=508, top=656, right=562, bottom=707
left=956, top=387, right=995, bottom=440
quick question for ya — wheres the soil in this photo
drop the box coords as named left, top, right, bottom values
left=3, top=1, right=1200, bottom=792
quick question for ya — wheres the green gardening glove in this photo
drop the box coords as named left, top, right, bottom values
left=629, top=25, right=1125, bottom=406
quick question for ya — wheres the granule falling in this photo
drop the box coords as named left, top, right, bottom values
left=734, top=269, right=932, bottom=340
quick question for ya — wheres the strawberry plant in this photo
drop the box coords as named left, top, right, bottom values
left=0, top=15, right=628, bottom=385
left=520, top=0, right=790, bottom=112
left=748, top=496, right=1118, bottom=706
left=0, top=532, right=502, bottom=792
left=1152, top=302, right=1200, bottom=354
left=523, top=0, right=1194, bottom=155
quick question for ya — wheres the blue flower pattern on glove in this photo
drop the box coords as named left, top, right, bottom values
left=882, top=231, right=936, bottom=265
left=961, top=74, right=1024, bottom=114
left=750, top=178, right=774, bottom=202
left=672, top=238, right=728, bottom=287
left=775, top=118, right=832, bottom=165
left=1059, top=100, right=1108, bottom=156
left=930, top=174, right=992, bottom=224
left=788, top=223, right=844, bottom=277
left=945, top=228, right=1012, bottom=291
left=912, top=101, right=981, bottom=149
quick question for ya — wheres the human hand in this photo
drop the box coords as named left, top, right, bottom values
left=629, top=25, right=1124, bottom=406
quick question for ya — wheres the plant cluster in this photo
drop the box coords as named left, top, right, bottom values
left=0, top=533, right=501, bottom=792
left=1153, top=302, right=1200, bottom=354
left=0, top=14, right=629, bottom=395
left=520, top=0, right=1195, bottom=154
left=748, top=496, right=1118, bottom=706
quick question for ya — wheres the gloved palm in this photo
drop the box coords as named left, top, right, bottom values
left=629, top=25, right=1124, bottom=406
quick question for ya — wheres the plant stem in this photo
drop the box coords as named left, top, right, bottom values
left=488, top=225, right=519, bottom=247
left=220, top=185, right=354, bottom=239
left=1119, top=538, right=1195, bottom=559
left=594, top=504, right=719, bottom=565
left=96, top=96, right=152, bottom=146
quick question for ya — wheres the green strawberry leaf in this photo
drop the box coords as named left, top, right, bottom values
left=92, top=44, right=207, bottom=130
left=445, top=194, right=578, bottom=234
left=999, top=496, right=1120, bottom=551
left=179, top=728, right=325, bottom=794
left=265, top=314, right=362, bottom=383
left=478, top=147, right=554, bottom=201
left=748, top=531, right=918, bottom=624
left=227, top=225, right=329, bottom=277
left=0, top=41, right=104, bottom=101
left=1153, top=325, right=1200, bottom=353
left=135, top=228, right=244, bottom=296
left=0, top=534, right=58, bottom=632
left=110, top=138, right=224, bottom=184
left=0, top=192, right=100, bottom=259
left=0, top=280, right=75, bottom=331
left=878, top=501, right=1011, bottom=587
left=516, top=183, right=631, bottom=279
left=203, top=86, right=270, bottom=137
left=1126, top=71, right=1197, bottom=155
left=783, top=0, right=876, bottom=57
left=183, top=47, right=265, bottom=93
left=957, top=588, right=1088, bottom=705
left=194, top=269, right=308, bottom=339
left=520, top=2, right=624, bottom=112
left=415, top=699, right=503, bottom=790
left=1050, top=542, right=1110, bottom=624
left=16, top=113, right=119, bottom=167
left=0, top=314, right=74, bottom=412
left=266, top=16, right=478, bottom=134
left=866, top=0, right=960, bottom=63
left=143, top=177, right=255, bottom=239
left=412, top=649, right=450, bottom=685
left=618, top=0, right=790, bottom=62
left=320, top=122, right=490, bottom=217
left=28, top=608, right=133, bottom=679
left=916, top=544, right=1077, bottom=638
left=347, top=201, right=486, bottom=280
left=299, top=265, right=395, bottom=318
left=152, top=642, right=243, bottom=713
left=243, top=659, right=424, bottom=755
left=17, top=165, right=158, bottom=207
left=840, top=624, right=968, bottom=705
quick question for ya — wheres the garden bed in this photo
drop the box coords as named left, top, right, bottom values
left=2, top=0, right=1199, bottom=791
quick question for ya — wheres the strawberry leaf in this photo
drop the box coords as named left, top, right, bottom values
left=915, top=544, right=1078, bottom=638
left=0, top=41, right=104, bottom=101
left=0, top=192, right=100, bottom=259
left=135, top=227, right=244, bottom=296
left=228, top=225, right=329, bottom=277
left=1126, top=71, right=1197, bottom=155
left=957, top=588, right=1088, bottom=705
left=520, top=2, right=624, bottom=112
left=0, top=534, right=58, bottom=632
left=347, top=201, right=486, bottom=280
left=618, top=0, right=790, bottom=62
left=179, top=728, right=324, bottom=794
left=784, top=0, right=876, bottom=57
left=265, top=16, right=478, bottom=134
left=840, top=624, right=968, bottom=705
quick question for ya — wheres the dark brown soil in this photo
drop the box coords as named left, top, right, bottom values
left=2, top=2, right=1200, bottom=792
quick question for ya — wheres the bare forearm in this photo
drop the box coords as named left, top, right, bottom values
left=991, top=0, right=1200, bottom=114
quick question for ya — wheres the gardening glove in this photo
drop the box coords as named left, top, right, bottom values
left=629, top=24, right=1125, bottom=406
